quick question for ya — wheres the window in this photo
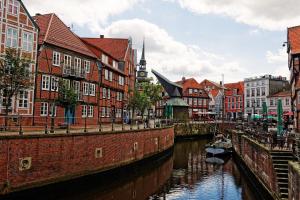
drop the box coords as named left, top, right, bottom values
left=104, top=69, right=109, bottom=80
left=246, top=100, right=250, bottom=108
left=188, top=98, right=192, bottom=105
left=113, top=60, right=118, bottom=69
left=40, top=102, right=48, bottom=116
left=286, top=98, right=290, bottom=106
left=203, top=99, right=206, bottom=105
left=109, top=71, right=113, bottom=82
left=83, top=82, right=89, bottom=95
left=74, top=57, right=82, bottom=74
left=89, top=83, right=96, bottom=96
left=18, top=90, right=28, bottom=108
left=246, top=89, right=250, bottom=97
left=107, top=107, right=111, bottom=117
left=261, top=87, right=266, bottom=96
left=107, top=89, right=111, bottom=99
left=22, top=32, right=33, bottom=52
left=102, top=54, right=108, bottom=64
left=64, top=55, right=72, bottom=67
left=270, top=99, right=274, bottom=106
left=51, top=76, right=59, bottom=92
left=194, top=89, right=198, bottom=93
left=53, top=51, right=60, bottom=66
left=251, top=89, right=255, bottom=97
left=42, top=75, right=50, bottom=90
left=84, top=60, right=90, bottom=73
left=6, top=27, right=18, bottom=48
left=233, top=89, right=237, bottom=95
left=88, top=106, right=94, bottom=117
left=49, top=104, right=57, bottom=117
left=193, top=98, right=197, bottom=105
left=119, top=76, right=124, bottom=86
left=82, top=105, right=87, bottom=118
left=256, top=88, right=260, bottom=96
left=189, top=89, right=193, bottom=94
left=8, top=0, right=19, bottom=15
left=256, top=99, right=260, bottom=107
left=101, top=107, right=106, bottom=117
left=103, top=88, right=106, bottom=99
left=198, top=99, right=202, bottom=106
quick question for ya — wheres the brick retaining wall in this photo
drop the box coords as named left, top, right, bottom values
left=0, top=126, right=174, bottom=194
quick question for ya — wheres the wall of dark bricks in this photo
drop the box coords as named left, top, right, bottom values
left=289, top=161, right=300, bottom=200
left=0, top=127, right=174, bottom=194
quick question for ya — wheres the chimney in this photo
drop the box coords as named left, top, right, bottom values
left=100, top=35, right=104, bottom=38
left=35, top=13, right=41, bottom=16
left=182, top=77, right=186, bottom=82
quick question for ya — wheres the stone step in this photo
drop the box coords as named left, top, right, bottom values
left=271, top=151, right=293, bottom=156
left=277, top=173, right=288, bottom=178
left=273, top=163, right=289, bottom=169
left=280, top=193, right=288, bottom=199
left=277, top=177, right=289, bottom=183
left=278, top=181, right=288, bottom=187
left=273, top=160, right=289, bottom=164
left=271, top=155, right=294, bottom=160
left=280, top=188, right=289, bottom=194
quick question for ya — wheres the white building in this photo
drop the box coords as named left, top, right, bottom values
left=244, top=75, right=289, bottom=116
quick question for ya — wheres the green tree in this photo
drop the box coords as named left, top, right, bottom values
left=0, top=49, right=33, bottom=129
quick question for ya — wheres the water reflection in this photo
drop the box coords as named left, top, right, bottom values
left=4, top=139, right=259, bottom=200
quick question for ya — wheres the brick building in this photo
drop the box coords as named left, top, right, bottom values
left=33, top=13, right=100, bottom=126
left=287, top=26, right=300, bottom=131
left=267, top=91, right=291, bottom=115
left=224, top=81, right=244, bottom=119
left=82, top=36, right=136, bottom=122
left=0, top=0, right=39, bottom=124
left=177, top=78, right=209, bottom=118
left=81, top=38, right=127, bottom=123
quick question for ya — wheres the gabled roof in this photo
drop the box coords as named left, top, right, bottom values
left=200, top=79, right=224, bottom=89
left=33, top=13, right=96, bottom=58
left=81, top=38, right=129, bottom=60
left=210, top=89, right=221, bottom=98
left=224, top=81, right=244, bottom=96
left=19, top=0, right=39, bottom=31
left=176, top=78, right=209, bottom=97
left=288, top=26, right=300, bottom=54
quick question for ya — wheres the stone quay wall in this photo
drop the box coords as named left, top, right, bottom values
left=231, top=130, right=279, bottom=199
left=0, top=126, right=174, bottom=195
left=289, top=161, right=300, bottom=200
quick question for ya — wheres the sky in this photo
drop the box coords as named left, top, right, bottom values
left=23, top=0, right=300, bottom=83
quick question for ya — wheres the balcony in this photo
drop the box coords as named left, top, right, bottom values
left=63, top=65, right=86, bottom=79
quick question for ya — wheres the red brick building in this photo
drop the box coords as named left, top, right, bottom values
left=287, top=26, right=300, bottom=131
left=0, top=0, right=39, bottom=124
left=33, top=13, right=99, bottom=126
left=81, top=38, right=127, bottom=123
left=224, top=81, right=244, bottom=119
left=81, top=37, right=136, bottom=122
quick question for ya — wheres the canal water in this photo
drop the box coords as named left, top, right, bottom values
left=4, top=139, right=261, bottom=200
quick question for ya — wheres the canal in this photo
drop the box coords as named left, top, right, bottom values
left=3, top=139, right=261, bottom=200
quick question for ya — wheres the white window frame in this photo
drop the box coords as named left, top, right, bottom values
left=105, top=69, right=109, bottom=80
left=42, top=75, right=50, bottom=91
left=82, top=105, right=87, bottom=118
left=101, top=107, right=106, bottom=117
left=22, top=32, right=33, bottom=52
left=8, top=0, right=19, bottom=15
left=49, top=104, right=57, bottom=117
left=64, top=55, right=72, bottom=67
left=107, top=88, right=111, bottom=99
left=83, top=82, right=89, bottom=96
left=109, top=71, right=113, bottom=82
left=89, top=83, right=96, bottom=96
left=88, top=106, right=93, bottom=117
left=119, top=76, right=124, bottom=86
left=102, top=54, right=108, bottom=64
left=18, top=90, right=29, bottom=108
left=6, top=27, right=18, bottom=48
left=113, top=60, right=118, bottom=69
left=53, top=51, right=61, bottom=66
left=51, top=76, right=59, bottom=92
left=40, top=102, right=48, bottom=116
left=103, top=88, right=106, bottom=99
left=84, top=60, right=90, bottom=73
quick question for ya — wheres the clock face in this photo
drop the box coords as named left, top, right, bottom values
left=140, top=72, right=145, bottom=77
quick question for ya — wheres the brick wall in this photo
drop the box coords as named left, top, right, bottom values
left=0, top=126, right=174, bottom=194
left=289, top=161, right=300, bottom=200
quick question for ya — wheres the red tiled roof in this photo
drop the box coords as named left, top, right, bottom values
left=210, top=89, right=220, bottom=98
left=269, top=90, right=291, bottom=97
left=288, top=26, right=300, bottom=54
left=81, top=38, right=129, bottom=60
left=224, top=81, right=244, bottom=96
left=199, top=79, right=223, bottom=89
left=176, top=78, right=209, bottom=97
left=33, top=13, right=96, bottom=58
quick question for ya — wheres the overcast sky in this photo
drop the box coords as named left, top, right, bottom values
left=24, top=0, right=299, bottom=83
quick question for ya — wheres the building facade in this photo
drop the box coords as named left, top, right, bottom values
left=287, top=26, right=300, bottom=131
left=33, top=13, right=99, bottom=126
left=267, top=91, right=291, bottom=115
left=244, top=75, right=289, bottom=116
left=224, top=82, right=244, bottom=119
left=0, top=0, right=38, bottom=124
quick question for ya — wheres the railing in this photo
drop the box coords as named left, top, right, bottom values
left=63, top=65, right=86, bottom=79
left=0, top=115, right=173, bottom=136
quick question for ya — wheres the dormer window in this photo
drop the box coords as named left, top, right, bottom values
left=102, top=54, right=108, bottom=64
left=8, top=0, right=19, bottom=15
left=113, top=60, right=118, bottom=69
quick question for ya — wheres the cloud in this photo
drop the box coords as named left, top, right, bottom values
left=104, top=19, right=248, bottom=82
left=23, top=0, right=142, bottom=33
left=169, top=0, right=300, bottom=30
left=266, top=48, right=289, bottom=79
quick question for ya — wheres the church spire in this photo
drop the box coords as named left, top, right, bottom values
left=139, top=39, right=146, bottom=67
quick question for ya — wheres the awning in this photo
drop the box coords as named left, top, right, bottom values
left=283, top=111, right=293, bottom=116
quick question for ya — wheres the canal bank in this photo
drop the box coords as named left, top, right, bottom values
left=0, top=126, right=174, bottom=195
left=2, top=139, right=260, bottom=200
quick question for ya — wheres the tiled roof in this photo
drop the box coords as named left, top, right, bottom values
left=268, top=90, right=291, bottom=97
left=210, top=89, right=220, bottom=98
left=199, top=79, right=223, bottom=89
left=224, top=81, right=244, bottom=96
left=33, top=13, right=96, bottom=58
left=81, top=38, right=129, bottom=60
left=176, top=78, right=209, bottom=97
left=288, top=26, right=300, bottom=54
